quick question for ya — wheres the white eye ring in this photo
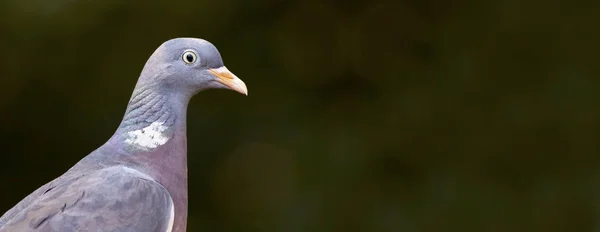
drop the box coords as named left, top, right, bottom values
left=182, top=51, right=198, bottom=64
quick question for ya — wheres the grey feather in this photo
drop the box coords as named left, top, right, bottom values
left=0, top=166, right=173, bottom=232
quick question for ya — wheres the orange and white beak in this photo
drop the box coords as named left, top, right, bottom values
left=208, top=66, right=248, bottom=95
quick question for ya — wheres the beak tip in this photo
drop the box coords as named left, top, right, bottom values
left=235, top=85, right=248, bottom=96
left=238, top=83, right=248, bottom=96
left=232, top=86, right=247, bottom=96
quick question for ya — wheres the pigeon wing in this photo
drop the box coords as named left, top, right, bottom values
left=0, top=166, right=174, bottom=232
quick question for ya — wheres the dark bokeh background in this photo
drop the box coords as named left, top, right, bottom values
left=1, top=0, right=599, bottom=231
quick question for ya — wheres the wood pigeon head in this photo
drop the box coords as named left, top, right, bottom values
left=139, top=38, right=248, bottom=97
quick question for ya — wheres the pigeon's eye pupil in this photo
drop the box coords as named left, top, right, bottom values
left=182, top=51, right=197, bottom=64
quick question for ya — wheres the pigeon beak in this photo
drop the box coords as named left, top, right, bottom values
left=209, top=66, right=248, bottom=96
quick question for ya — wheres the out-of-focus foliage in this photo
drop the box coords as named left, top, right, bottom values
left=1, top=0, right=599, bottom=231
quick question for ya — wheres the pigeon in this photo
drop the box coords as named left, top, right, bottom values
left=0, top=38, right=247, bottom=232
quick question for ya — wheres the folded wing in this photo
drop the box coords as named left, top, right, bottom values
left=0, top=166, right=173, bottom=232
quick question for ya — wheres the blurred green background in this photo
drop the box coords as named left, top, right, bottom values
left=0, top=0, right=599, bottom=231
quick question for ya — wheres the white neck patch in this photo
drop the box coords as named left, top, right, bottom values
left=124, top=121, right=170, bottom=150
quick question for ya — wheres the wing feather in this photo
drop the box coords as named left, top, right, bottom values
left=0, top=166, right=173, bottom=232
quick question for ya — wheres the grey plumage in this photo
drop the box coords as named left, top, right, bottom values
left=0, top=38, right=247, bottom=232
left=0, top=166, right=173, bottom=232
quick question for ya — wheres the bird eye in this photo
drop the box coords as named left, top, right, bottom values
left=182, top=51, right=197, bottom=64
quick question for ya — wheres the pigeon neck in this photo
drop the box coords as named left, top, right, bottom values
left=119, top=84, right=180, bottom=135
left=101, top=83, right=192, bottom=176
left=102, top=83, right=190, bottom=232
